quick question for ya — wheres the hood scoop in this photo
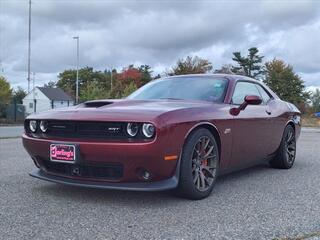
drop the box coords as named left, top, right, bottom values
left=83, top=101, right=114, bottom=108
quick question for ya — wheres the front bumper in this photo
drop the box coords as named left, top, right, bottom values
left=22, top=133, right=179, bottom=183
left=30, top=169, right=178, bottom=191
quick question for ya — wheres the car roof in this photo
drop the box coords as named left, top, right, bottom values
left=161, top=74, right=280, bottom=100
left=162, top=73, right=257, bottom=82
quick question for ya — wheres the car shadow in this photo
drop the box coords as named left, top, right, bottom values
left=32, top=163, right=287, bottom=204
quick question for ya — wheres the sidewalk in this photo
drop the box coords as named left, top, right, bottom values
left=0, top=126, right=24, bottom=138
left=302, top=127, right=320, bottom=133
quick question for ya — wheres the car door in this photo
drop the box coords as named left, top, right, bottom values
left=229, top=81, right=271, bottom=168
left=254, top=83, right=280, bottom=155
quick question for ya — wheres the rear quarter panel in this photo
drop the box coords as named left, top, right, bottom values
left=268, top=99, right=301, bottom=153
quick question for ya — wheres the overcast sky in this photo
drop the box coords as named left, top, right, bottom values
left=0, top=0, right=320, bottom=91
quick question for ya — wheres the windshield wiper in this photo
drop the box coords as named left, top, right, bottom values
left=159, top=98, right=183, bottom=100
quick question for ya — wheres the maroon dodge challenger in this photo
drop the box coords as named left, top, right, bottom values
left=23, top=74, right=301, bottom=199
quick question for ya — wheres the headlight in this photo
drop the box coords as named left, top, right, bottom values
left=29, top=120, right=37, bottom=132
left=127, top=123, right=139, bottom=137
left=142, top=123, right=155, bottom=138
left=40, top=121, right=48, bottom=132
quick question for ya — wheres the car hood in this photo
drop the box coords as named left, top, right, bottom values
left=27, top=99, right=215, bottom=123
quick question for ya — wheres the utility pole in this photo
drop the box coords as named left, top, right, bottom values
left=73, top=36, right=79, bottom=104
left=27, top=0, right=32, bottom=93
left=32, top=72, right=36, bottom=113
left=110, top=68, right=113, bottom=91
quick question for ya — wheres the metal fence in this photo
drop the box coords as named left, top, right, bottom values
left=3, top=103, right=26, bottom=123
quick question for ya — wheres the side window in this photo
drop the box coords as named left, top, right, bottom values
left=232, top=82, right=262, bottom=105
left=255, top=84, right=271, bottom=103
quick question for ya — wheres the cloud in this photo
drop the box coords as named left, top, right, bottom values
left=0, top=0, right=320, bottom=90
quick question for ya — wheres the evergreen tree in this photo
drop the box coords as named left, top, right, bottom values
left=231, top=47, right=264, bottom=78
left=138, top=65, right=153, bottom=86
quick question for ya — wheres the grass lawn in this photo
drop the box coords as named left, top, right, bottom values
left=302, top=115, right=320, bottom=128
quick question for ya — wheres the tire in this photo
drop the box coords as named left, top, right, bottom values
left=176, top=128, right=219, bottom=200
left=270, top=125, right=296, bottom=169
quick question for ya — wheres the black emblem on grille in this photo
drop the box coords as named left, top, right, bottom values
left=107, top=127, right=120, bottom=133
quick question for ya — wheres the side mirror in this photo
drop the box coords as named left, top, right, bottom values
left=230, top=95, right=262, bottom=116
left=244, top=95, right=263, bottom=105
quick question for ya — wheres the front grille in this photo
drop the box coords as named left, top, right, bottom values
left=46, top=121, right=129, bottom=139
left=46, top=121, right=127, bottom=138
left=42, top=160, right=123, bottom=180
left=25, top=120, right=154, bottom=140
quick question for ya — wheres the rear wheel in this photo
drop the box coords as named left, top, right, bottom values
left=176, top=128, right=219, bottom=200
left=270, top=125, right=296, bottom=169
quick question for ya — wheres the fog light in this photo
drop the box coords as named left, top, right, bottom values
left=142, top=170, right=151, bottom=180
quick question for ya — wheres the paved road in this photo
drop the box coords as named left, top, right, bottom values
left=0, top=125, right=23, bottom=138
left=0, top=131, right=320, bottom=240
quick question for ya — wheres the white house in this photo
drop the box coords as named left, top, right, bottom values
left=23, top=87, right=74, bottom=115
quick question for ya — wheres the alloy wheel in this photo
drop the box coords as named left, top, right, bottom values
left=286, top=129, right=296, bottom=164
left=191, top=136, right=218, bottom=192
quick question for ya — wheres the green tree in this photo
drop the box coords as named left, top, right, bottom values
left=0, top=76, right=12, bottom=117
left=138, top=65, right=153, bottom=86
left=231, top=47, right=264, bottom=78
left=57, top=65, right=152, bottom=101
left=168, top=56, right=213, bottom=76
left=104, top=68, right=116, bottom=92
left=43, top=81, right=56, bottom=88
left=311, top=89, right=320, bottom=112
left=264, top=59, right=308, bottom=104
left=12, top=87, right=26, bottom=104
left=122, top=81, right=138, bottom=97
left=57, top=67, right=109, bottom=102
left=80, top=80, right=110, bottom=101
left=56, top=69, right=78, bottom=98
left=110, top=64, right=153, bottom=98
left=109, top=65, right=139, bottom=98
left=214, top=64, right=234, bottom=74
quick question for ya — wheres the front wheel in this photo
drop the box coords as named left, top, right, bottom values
left=270, top=125, right=296, bottom=169
left=176, top=128, right=219, bottom=200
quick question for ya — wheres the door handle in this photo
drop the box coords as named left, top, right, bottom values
left=266, top=110, right=272, bottom=115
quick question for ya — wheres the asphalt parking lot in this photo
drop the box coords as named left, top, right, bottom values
left=0, top=130, right=319, bottom=240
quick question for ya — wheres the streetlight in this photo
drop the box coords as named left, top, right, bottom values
left=73, top=36, right=79, bottom=104
left=32, top=72, right=36, bottom=113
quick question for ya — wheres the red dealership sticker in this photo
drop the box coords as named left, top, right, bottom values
left=50, top=144, right=75, bottom=162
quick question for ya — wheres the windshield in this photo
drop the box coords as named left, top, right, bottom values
left=127, top=77, right=228, bottom=102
